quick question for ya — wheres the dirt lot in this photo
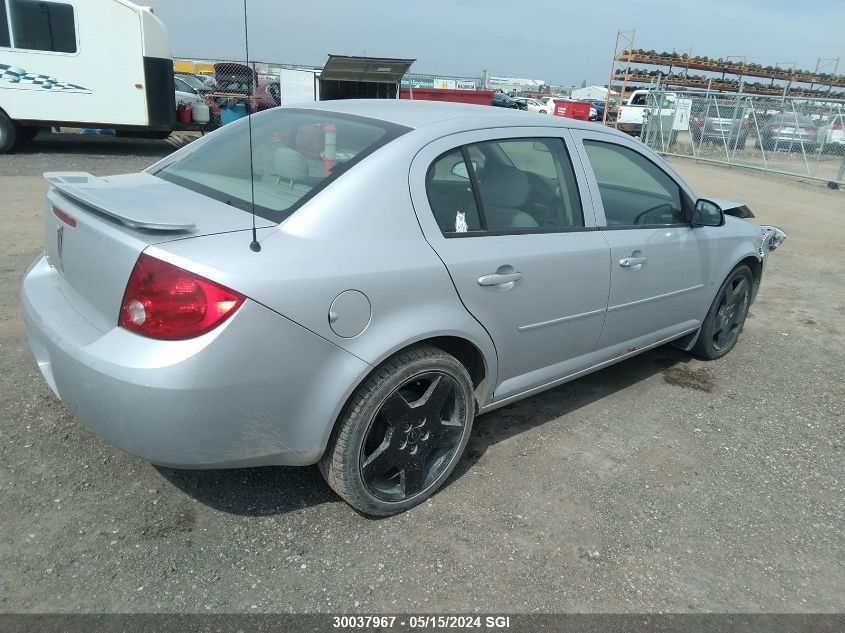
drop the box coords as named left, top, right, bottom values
left=0, top=133, right=843, bottom=613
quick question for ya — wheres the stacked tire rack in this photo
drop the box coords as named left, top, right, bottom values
left=612, top=51, right=845, bottom=99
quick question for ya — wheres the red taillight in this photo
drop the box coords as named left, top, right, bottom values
left=833, top=124, right=845, bottom=131
left=119, top=254, right=245, bottom=340
left=695, top=118, right=704, bottom=126
left=807, top=127, right=818, bottom=134
left=741, top=121, right=749, bottom=129
left=52, top=206, right=77, bottom=227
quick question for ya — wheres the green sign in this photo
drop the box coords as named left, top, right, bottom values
left=400, top=78, right=436, bottom=88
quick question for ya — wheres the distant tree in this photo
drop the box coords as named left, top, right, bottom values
left=580, top=80, right=587, bottom=88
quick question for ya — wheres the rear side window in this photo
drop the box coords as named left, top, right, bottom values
left=426, top=137, right=584, bottom=235
left=153, top=109, right=409, bottom=223
left=583, top=140, right=686, bottom=227
left=10, top=0, right=76, bottom=53
left=0, top=4, right=10, bottom=48
left=426, top=148, right=483, bottom=234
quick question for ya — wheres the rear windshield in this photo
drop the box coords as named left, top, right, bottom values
left=153, top=109, right=409, bottom=223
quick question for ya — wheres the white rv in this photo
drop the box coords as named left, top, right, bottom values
left=0, top=0, right=175, bottom=152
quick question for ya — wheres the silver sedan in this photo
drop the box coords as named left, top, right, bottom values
left=22, top=100, right=786, bottom=515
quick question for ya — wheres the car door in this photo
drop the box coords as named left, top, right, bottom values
left=570, top=130, right=708, bottom=363
left=409, top=128, right=610, bottom=402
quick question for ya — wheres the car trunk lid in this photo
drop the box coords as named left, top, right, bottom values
left=42, top=171, right=273, bottom=333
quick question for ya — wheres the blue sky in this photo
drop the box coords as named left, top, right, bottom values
left=149, top=0, right=843, bottom=87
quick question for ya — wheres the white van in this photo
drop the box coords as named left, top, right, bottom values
left=0, top=0, right=175, bottom=152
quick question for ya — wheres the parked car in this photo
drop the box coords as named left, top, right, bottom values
left=759, top=113, right=819, bottom=151
left=589, top=101, right=607, bottom=121
left=492, top=92, right=526, bottom=109
left=691, top=103, right=749, bottom=149
left=818, top=113, right=845, bottom=154
left=255, top=78, right=282, bottom=111
left=174, top=87, right=203, bottom=108
left=195, top=74, right=218, bottom=90
left=175, top=73, right=213, bottom=95
left=513, top=97, right=551, bottom=114
left=23, top=101, right=786, bottom=516
left=536, top=96, right=558, bottom=112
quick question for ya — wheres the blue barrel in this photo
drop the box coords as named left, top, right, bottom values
left=220, top=103, right=248, bottom=125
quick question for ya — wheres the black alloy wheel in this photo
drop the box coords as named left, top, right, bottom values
left=320, top=345, right=475, bottom=516
left=711, top=274, right=751, bottom=352
left=693, top=265, right=753, bottom=359
left=360, top=372, right=465, bottom=502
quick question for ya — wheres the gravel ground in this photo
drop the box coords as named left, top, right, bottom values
left=0, top=133, right=843, bottom=613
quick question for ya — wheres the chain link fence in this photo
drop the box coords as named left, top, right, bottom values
left=639, top=90, right=845, bottom=185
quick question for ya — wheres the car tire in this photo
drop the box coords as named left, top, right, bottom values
left=539, top=109, right=547, bottom=114
left=692, top=265, right=753, bottom=360
left=320, top=345, right=475, bottom=516
left=735, top=135, right=746, bottom=149
left=0, top=110, right=17, bottom=153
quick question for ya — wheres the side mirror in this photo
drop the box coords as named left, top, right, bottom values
left=692, top=198, right=724, bottom=227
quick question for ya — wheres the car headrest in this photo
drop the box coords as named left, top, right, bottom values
left=479, top=164, right=530, bottom=208
left=274, top=146, right=308, bottom=183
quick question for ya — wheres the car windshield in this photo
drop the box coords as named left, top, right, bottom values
left=177, top=75, right=206, bottom=90
left=153, top=109, right=409, bottom=223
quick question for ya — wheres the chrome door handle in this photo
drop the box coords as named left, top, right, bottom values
left=478, top=272, right=523, bottom=286
left=619, top=256, right=647, bottom=267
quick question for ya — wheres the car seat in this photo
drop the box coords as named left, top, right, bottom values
left=478, top=164, right=539, bottom=229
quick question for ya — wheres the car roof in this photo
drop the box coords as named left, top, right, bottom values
left=292, top=99, right=616, bottom=135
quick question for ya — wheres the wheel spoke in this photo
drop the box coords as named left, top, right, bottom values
left=414, top=375, right=453, bottom=417
left=730, top=278, right=749, bottom=304
left=427, top=418, right=464, bottom=441
left=400, top=464, right=427, bottom=497
left=362, top=432, right=401, bottom=477
left=380, top=392, right=413, bottom=429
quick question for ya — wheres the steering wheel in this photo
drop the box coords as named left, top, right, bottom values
left=632, top=203, right=675, bottom=225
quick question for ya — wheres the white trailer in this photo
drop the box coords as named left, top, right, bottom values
left=0, top=0, right=175, bottom=152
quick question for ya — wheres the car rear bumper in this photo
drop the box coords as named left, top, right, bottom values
left=766, top=134, right=816, bottom=145
left=22, top=254, right=369, bottom=468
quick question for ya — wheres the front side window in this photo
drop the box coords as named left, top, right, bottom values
left=10, top=0, right=76, bottom=53
left=583, top=140, right=687, bottom=227
left=154, top=109, right=409, bottom=223
left=426, top=137, right=584, bottom=236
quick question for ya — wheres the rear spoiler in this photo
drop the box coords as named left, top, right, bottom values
left=44, top=172, right=196, bottom=231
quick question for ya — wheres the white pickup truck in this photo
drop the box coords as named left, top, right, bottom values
left=616, top=89, right=678, bottom=137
